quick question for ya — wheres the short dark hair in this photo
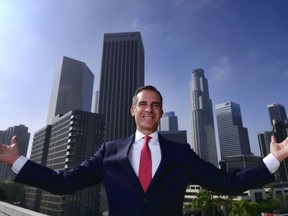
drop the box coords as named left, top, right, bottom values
left=132, top=85, right=163, bottom=107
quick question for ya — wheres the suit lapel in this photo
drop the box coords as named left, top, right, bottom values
left=147, top=134, right=174, bottom=192
left=117, top=135, right=143, bottom=191
left=116, top=134, right=176, bottom=193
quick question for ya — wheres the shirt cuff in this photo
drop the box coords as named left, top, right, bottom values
left=12, top=155, right=28, bottom=174
left=263, top=153, right=280, bottom=174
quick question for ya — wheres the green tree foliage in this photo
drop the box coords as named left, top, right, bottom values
left=0, top=187, right=7, bottom=200
left=0, top=181, right=25, bottom=206
left=187, top=190, right=279, bottom=216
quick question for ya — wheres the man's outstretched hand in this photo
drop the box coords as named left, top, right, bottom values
left=270, top=136, right=288, bottom=163
left=0, top=136, right=21, bottom=165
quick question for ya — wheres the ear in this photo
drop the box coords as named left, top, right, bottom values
left=130, top=106, right=135, bottom=117
left=160, top=109, right=164, bottom=118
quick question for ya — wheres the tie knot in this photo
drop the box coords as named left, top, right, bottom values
left=144, top=135, right=151, bottom=144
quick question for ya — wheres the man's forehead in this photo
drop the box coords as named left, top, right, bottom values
left=137, top=90, right=160, bottom=100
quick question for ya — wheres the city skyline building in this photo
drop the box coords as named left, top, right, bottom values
left=268, top=103, right=287, bottom=127
left=97, top=32, right=145, bottom=141
left=215, top=101, right=251, bottom=159
left=189, top=68, right=218, bottom=167
left=159, top=111, right=178, bottom=131
left=0, top=125, right=30, bottom=181
left=267, top=103, right=288, bottom=182
left=25, top=56, right=105, bottom=215
left=158, top=111, right=187, bottom=144
left=25, top=125, right=51, bottom=212
left=47, top=56, right=94, bottom=124
left=33, top=110, right=105, bottom=215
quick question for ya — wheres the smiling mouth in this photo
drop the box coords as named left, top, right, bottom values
left=143, top=116, right=153, bottom=119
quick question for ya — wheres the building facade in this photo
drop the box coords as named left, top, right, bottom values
left=215, top=101, right=251, bottom=159
left=97, top=32, right=145, bottom=141
left=267, top=103, right=288, bottom=182
left=0, top=125, right=30, bottom=181
left=25, top=125, right=51, bottom=212
left=159, top=111, right=178, bottom=131
left=47, top=56, right=94, bottom=124
left=268, top=103, right=287, bottom=126
left=27, top=111, right=106, bottom=216
left=189, top=68, right=218, bottom=167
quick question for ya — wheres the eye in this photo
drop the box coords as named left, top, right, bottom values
left=152, top=102, right=161, bottom=107
left=139, top=101, right=146, bottom=106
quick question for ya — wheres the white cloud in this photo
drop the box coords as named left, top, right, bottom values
left=209, top=55, right=232, bottom=80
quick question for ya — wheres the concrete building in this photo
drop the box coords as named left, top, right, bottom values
left=26, top=110, right=105, bottom=216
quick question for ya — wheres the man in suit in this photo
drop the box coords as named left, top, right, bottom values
left=1, top=85, right=288, bottom=216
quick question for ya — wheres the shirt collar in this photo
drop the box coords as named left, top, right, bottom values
left=135, top=130, right=159, bottom=143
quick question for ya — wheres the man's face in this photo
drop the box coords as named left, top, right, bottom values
left=130, top=90, right=163, bottom=135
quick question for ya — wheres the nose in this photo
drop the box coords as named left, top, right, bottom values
left=145, top=104, right=153, bottom=112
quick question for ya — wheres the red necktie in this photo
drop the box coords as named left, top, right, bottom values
left=138, top=135, right=152, bottom=192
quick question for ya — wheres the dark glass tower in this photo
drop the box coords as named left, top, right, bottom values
left=98, top=32, right=145, bottom=141
left=216, top=101, right=251, bottom=159
left=190, top=68, right=218, bottom=167
left=268, top=103, right=287, bottom=126
left=0, top=125, right=30, bottom=181
left=47, top=56, right=94, bottom=124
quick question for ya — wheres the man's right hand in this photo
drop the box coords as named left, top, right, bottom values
left=0, top=136, right=21, bottom=165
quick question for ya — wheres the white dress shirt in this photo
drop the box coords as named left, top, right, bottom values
left=128, top=130, right=161, bottom=177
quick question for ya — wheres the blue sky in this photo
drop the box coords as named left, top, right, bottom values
left=1, top=0, right=287, bottom=157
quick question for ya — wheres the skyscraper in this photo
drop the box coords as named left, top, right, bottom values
left=39, top=110, right=105, bottom=216
left=215, top=101, right=251, bottom=159
left=268, top=103, right=287, bottom=126
left=189, top=68, right=218, bottom=167
left=98, top=32, right=145, bottom=141
left=47, top=56, right=94, bottom=124
left=25, top=56, right=105, bottom=215
left=267, top=103, right=288, bottom=182
left=159, top=111, right=178, bottom=131
left=158, top=111, right=187, bottom=143
left=0, top=125, right=30, bottom=181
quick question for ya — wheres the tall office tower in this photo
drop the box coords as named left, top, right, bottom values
left=215, top=101, right=251, bottom=159
left=47, top=56, right=94, bottom=124
left=159, top=111, right=178, bottom=131
left=0, top=125, right=30, bottom=181
left=25, top=125, right=51, bottom=212
left=267, top=103, right=288, bottom=182
left=257, top=130, right=286, bottom=182
left=268, top=103, right=287, bottom=126
left=189, top=68, right=218, bottom=167
left=258, top=131, right=273, bottom=158
left=158, top=111, right=187, bottom=143
left=0, top=131, right=5, bottom=142
left=98, top=32, right=144, bottom=141
left=25, top=56, right=105, bottom=215
left=30, top=111, right=105, bottom=216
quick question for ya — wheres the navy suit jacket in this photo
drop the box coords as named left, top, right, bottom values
left=15, top=134, right=275, bottom=216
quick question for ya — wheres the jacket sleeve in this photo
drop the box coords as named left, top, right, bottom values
left=187, top=148, right=275, bottom=195
left=14, top=144, right=105, bottom=195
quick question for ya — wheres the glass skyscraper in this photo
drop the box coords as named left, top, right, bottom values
left=189, top=68, right=218, bottom=167
left=215, top=101, right=251, bottom=159
left=268, top=103, right=287, bottom=126
left=47, top=56, right=94, bottom=124
left=98, top=32, right=145, bottom=141
left=159, top=111, right=178, bottom=131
